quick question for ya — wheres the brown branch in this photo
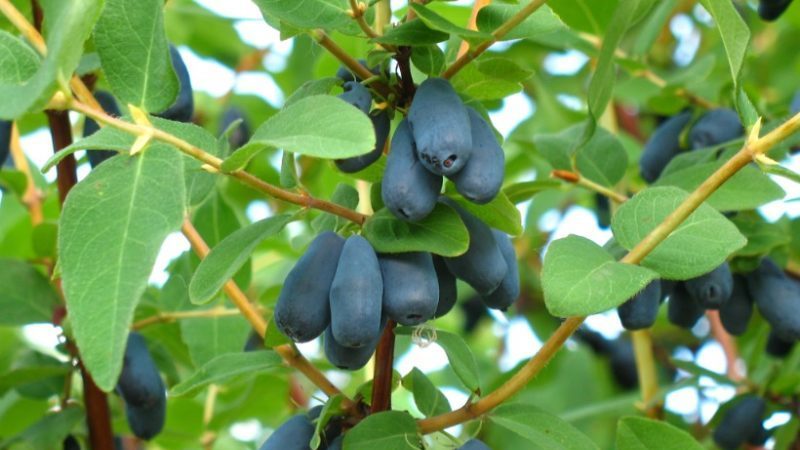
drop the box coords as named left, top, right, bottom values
left=370, top=321, right=396, bottom=413
left=706, top=310, right=743, bottom=382
left=311, top=30, right=394, bottom=100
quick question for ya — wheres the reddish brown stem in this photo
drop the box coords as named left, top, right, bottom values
left=394, top=47, right=415, bottom=106
left=370, top=321, right=396, bottom=413
left=34, top=1, right=114, bottom=444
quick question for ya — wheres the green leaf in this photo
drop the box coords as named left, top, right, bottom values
left=575, top=126, right=628, bottom=187
left=6, top=407, right=84, bottom=450
left=410, top=3, right=491, bottom=45
left=154, top=117, right=223, bottom=207
left=410, top=45, right=445, bottom=76
left=59, top=146, right=185, bottom=392
left=0, top=259, right=60, bottom=326
left=402, top=368, right=451, bottom=417
left=547, top=0, right=618, bottom=34
left=252, top=0, right=351, bottom=30
left=170, top=350, right=283, bottom=397
left=451, top=62, right=522, bottom=101
left=655, top=163, right=784, bottom=212
left=587, top=0, right=639, bottom=119
left=94, top=0, right=178, bottom=113
left=363, top=205, right=469, bottom=257
left=373, top=19, right=449, bottom=46
left=611, top=186, right=747, bottom=280
left=443, top=187, right=522, bottom=236
left=699, top=0, right=749, bottom=85
left=181, top=310, right=251, bottom=367
left=43, top=125, right=134, bottom=171
left=731, top=212, right=790, bottom=257
left=284, top=77, right=341, bottom=107
left=476, top=3, right=565, bottom=41
left=222, top=95, right=375, bottom=171
left=0, top=365, right=72, bottom=396
left=541, top=235, right=658, bottom=317
left=342, top=411, right=421, bottom=450
left=192, top=191, right=250, bottom=289
left=0, top=30, right=39, bottom=86
left=533, top=123, right=582, bottom=170
left=0, top=0, right=104, bottom=119
left=617, top=416, right=704, bottom=450
left=311, top=183, right=360, bottom=233
left=758, top=160, right=800, bottom=184
left=189, top=214, right=293, bottom=304
left=503, top=180, right=561, bottom=203
left=489, top=403, right=600, bottom=450
left=397, top=327, right=480, bottom=392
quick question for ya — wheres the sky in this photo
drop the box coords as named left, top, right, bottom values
left=4, top=0, right=796, bottom=444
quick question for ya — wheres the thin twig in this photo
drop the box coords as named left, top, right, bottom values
left=8, top=123, right=43, bottom=224
left=370, top=321, right=397, bottom=413
left=131, top=307, right=248, bottom=330
left=631, top=330, right=662, bottom=418
left=706, top=310, right=743, bottom=382
left=442, top=0, right=548, bottom=79
left=349, top=0, right=381, bottom=39
left=551, top=169, right=629, bottom=204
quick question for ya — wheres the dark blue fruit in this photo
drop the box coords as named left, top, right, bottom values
left=323, top=321, right=383, bottom=370
left=758, top=0, right=794, bottom=20
left=639, top=111, right=692, bottom=183
left=688, top=108, right=743, bottom=150
left=746, top=258, right=800, bottom=340
left=609, top=338, right=638, bottom=390
left=458, top=438, right=491, bottom=450
left=660, top=279, right=676, bottom=302
left=116, top=333, right=165, bottom=408
left=84, top=90, right=121, bottom=167
left=719, top=275, right=753, bottom=336
left=461, top=296, right=487, bottom=333
left=336, top=59, right=385, bottom=83
left=713, top=395, right=766, bottom=450
left=330, top=236, right=383, bottom=348
left=335, top=109, right=389, bottom=173
left=481, top=230, right=519, bottom=311
left=382, top=119, right=442, bottom=221
left=0, top=120, right=10, bottom=167
left=125, top=394, right=166, bottom=440
left=595, top=193, right=610, bottom=228
left=408, top=78, right=472, bottom=176
left=156, top=46, right=194, bottom=123
left=433, top=255, right=457, bottom=318
left=575, top=328, right=612, bottom=355
left=667, top=282, right=704, bottom=329
left=63, top=435, right=80, bottom=450
left=243, top=330, right=264, bottom=352
left=218, top=107, right=251, bottom=151
left=379, top=252, right=439, bottom=325
left=685, top=262, right=733, bottom=309
left=766, top=329, right=795, bottom=357
left=274, top=232, right=345, bottom=343
left=258, top=413, right=315, bottom=450
left=338, top=81, right=371, bottom=114
left=617, top=280, right=661, bottom=330
left=747, top=425, right=771, bottom=446
left=449, top=107, right=504, bottom=204
left=327, top=436, right=343, bottom=450
left=441, top=198, right=507, bottom=294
